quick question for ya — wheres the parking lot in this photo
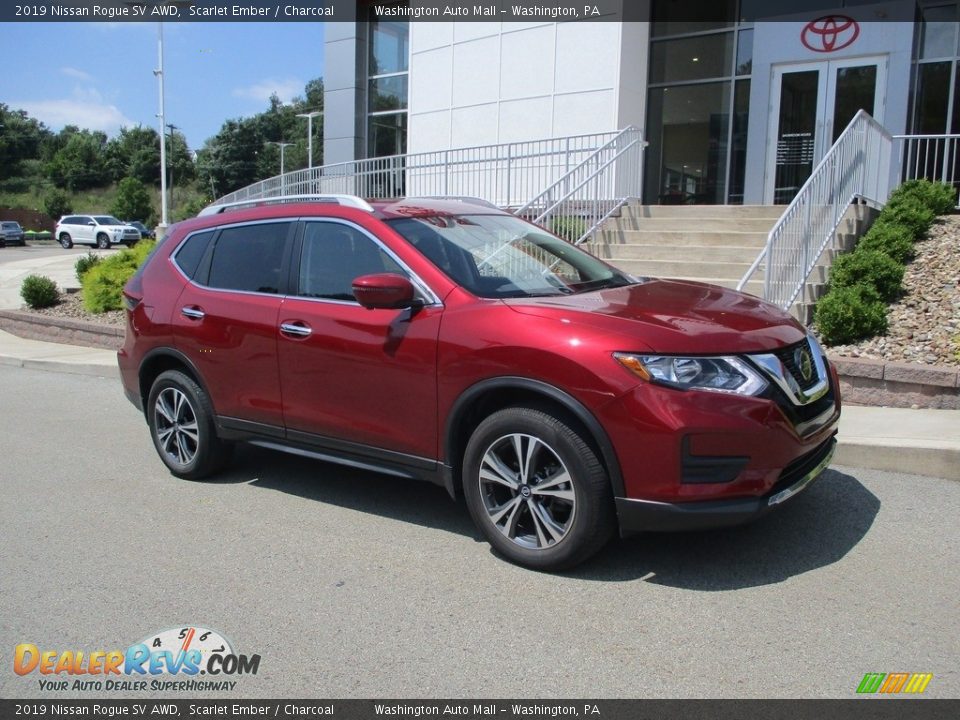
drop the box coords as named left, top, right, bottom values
left=1, top=364, right=957, bottom=699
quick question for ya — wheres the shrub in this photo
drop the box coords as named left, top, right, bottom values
left=815, top=284, right=888, bottom=345
left=550, top=215, right=587, bottom=243
left=74, top=252, right=102, bottom=282
left=878, top=195, right=935, bottom=238
left=44, top=189, right=73, bottom=220
left=856, top=221, right=915, bottom=264
left=829, top=249, right=904, bottom=302
left=891, top=179, right=957, bottom=215
left=20, top=275, right=60, bottom=309
left=81, top=240, right=156, bottom=313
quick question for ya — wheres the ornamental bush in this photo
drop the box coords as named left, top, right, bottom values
left=74, top=252, right=102, bottom=283
left=878, top=194, right=936, bottom=238
left=829, top=249, right=904, bottom=302
left=891, top=179, right=957, bottom=216
left=855, top=221, right=915, bottom=264
left=814, top=284, right=888, bottom=345
left=81, top=240, right=156, bottom=313
left=20, top=275, right=60, bottom=309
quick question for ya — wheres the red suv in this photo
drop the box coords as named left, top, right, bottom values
left=118, top=196, right=840, bottom=570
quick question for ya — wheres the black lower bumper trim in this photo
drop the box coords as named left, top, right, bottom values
left=616, top=437, right=836, bottom=534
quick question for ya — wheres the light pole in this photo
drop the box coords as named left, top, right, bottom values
left=296, top=110, right=323, bottom=170
left=267, top=141, right=294, bottom=195
left=165, top=123, right=179, bottom=216
left=154, top=22, right=168, bottom=232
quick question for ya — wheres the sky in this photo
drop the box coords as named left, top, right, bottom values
left=1, top=22, right=326, bottom=151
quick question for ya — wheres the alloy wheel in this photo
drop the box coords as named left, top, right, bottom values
left=478, top=433, right=576, bottom=551
left=154, top=387, right=200, bottom=467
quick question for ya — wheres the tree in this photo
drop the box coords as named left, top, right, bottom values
left=0, top=104, right=52, bottom=187
left=110, top=177, right=155, bottom=224
left=47, top=130, right=109, bottom=191
left=105, top=126, right=160, bottom=185
left=44, top=189, right=73, bottom=219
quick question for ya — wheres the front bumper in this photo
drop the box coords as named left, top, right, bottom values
left=616, top=436, right=836, bottom=534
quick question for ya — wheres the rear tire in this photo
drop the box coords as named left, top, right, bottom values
left=59, top=233, right=73, bottom=249
left=147, top=370, right=232, bottom=480
left=463, top=406, right=615, bottom=571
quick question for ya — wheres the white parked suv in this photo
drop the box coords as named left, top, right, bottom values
left=55, top=215, right=141, bottom=249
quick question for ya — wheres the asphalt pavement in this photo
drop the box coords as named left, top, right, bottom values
left=0, top=365, right=957, bottom=699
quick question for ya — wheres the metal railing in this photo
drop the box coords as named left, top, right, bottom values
left=514, top=127, right=645, bottom=245
left=737, top=110, right=892, bottom=310
left=894, top=133, right=960, bottom=206
left=213, top=130, right=628, bottom=210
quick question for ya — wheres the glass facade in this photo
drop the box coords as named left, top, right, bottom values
left=366, top=3, right=409, bottom=158
left=645, top=2, right=752, bottom=204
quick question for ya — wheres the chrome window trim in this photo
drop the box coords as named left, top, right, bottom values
left=297, top=217, right=443, bottom=308
left=170, top=218, right=293, bottom=298
left=169, top=217, right=443, bottom=308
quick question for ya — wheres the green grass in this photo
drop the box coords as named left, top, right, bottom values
left=1, top=183, right=208, bottom=222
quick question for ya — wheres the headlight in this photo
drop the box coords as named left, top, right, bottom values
left=614, top=353, right=768, bottom=396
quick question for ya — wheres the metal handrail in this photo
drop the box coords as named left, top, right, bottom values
left=515, top=127, right=645, bottom=245
left=737, top=110, right=892, bottom=309
left=214, top=130, right=627, bottom=210
left=893, top=133, right=960, bottom=207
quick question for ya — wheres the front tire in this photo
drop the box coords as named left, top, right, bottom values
left=59, top=233, right=73, bottom=249
left=463, top=407, right=615, bottom=570
left=147, top=370, right=232, bottom=480
left=96, top=233, right=111, bottom=249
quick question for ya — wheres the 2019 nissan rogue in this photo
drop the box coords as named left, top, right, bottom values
left=118, top=196, right=840, bottom=570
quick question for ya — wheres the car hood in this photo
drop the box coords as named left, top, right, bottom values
left=503, top=279, right=807, bottom=354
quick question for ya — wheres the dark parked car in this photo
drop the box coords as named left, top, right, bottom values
left=1, top=221, right=25, bottom=246
left=118, top=196, right=840, bottom=570
left=125, top=221, right=154, bottom=240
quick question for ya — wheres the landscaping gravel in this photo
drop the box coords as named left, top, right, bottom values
left=27, top=290, right=125, bottom=328
left=824, top=215, right=960, bottom=369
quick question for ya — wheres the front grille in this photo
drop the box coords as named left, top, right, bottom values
left=773, top=338, right=819, bottom=392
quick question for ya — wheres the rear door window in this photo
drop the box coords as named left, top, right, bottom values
left=206, top=222, right=292, bottom=294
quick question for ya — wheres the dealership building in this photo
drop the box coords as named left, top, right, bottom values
left=321, top=0, right=959, bottom=206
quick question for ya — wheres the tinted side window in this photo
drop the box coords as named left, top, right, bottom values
left=298, top=222, right=404, bottom=301
left=207, top=222, right=290, bottom=294
left=173, top=230, right=215, bottom=280
left=62, top=217, right=80, bottom=225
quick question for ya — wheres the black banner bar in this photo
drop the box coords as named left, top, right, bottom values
left=0, top=0, right=913, bottom=24
left=1, top=700, right=959, bottom=720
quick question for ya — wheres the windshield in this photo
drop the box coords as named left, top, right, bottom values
left=94, top=216, right=122, bottom=225
left=387, top=214, right=634, bottom=298
left=2, top=222, right=21, bottom=230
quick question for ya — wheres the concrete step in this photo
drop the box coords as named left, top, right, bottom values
left=595, top=244, right=764, bottom=264
left=611, top=216, right=778, bottom=232
left=594, top=229, right=769, bottom=248
left=610, top=259, right=756, bottom=281
left=621, top=204, right=786, bottom=220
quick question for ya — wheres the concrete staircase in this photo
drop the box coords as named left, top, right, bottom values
left=587, top=203, right=873, bottom=324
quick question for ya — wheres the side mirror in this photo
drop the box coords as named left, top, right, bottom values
left=352, top=273, right=420, bottom=310
left=87, top=221, right=96, bottom=226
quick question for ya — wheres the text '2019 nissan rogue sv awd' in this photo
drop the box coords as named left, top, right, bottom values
left=118, top=196, right=840, bottom=570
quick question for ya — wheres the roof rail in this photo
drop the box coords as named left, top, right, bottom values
left=398, top=196, right=499, bottom=209
left=198, top=194, right=375, bottom=217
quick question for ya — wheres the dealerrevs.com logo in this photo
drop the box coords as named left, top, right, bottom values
left=14, top=627, right=261, bottom=692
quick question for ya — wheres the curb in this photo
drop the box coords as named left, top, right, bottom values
left=0, top=353, right=118, bottom=378
left=834, top=442, right=960, bottom=482
left=0, top=308, right=123, bottom=350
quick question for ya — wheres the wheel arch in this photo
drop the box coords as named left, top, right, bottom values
left=444, top=377, right=625, bottom=500
left=138, top=348, right=214, bottom=421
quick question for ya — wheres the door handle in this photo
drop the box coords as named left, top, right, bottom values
left=181, top=306, right=205, bottom=320
left=280, top=321, right=312, bottom=338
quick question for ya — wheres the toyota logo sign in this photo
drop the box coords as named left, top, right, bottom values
left=801, top=15, right=860, bottom=53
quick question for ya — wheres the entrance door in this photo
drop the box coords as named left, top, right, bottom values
left=765, top=56, right=887, bottom=204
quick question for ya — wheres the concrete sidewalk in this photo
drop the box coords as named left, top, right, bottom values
left=0, top=327, right=957, bottom=481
